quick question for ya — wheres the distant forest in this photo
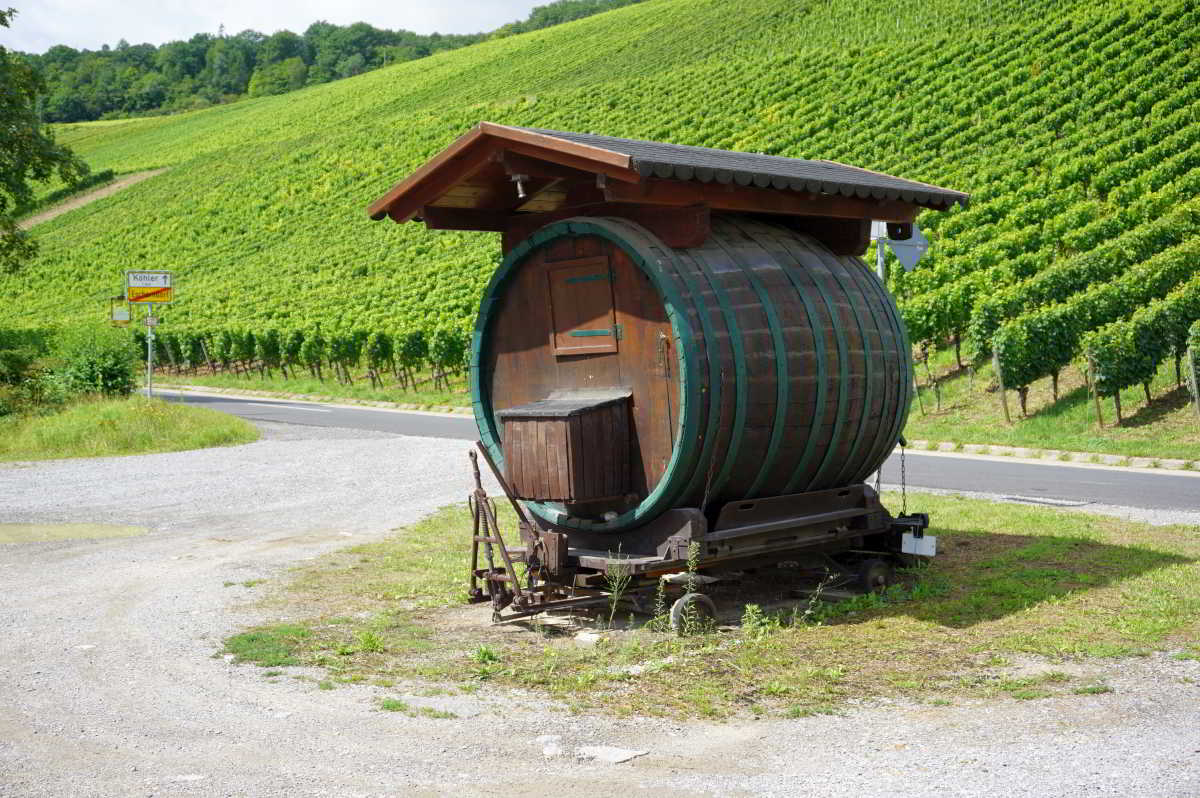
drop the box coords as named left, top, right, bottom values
left=20, top=0, right=646, bottom=123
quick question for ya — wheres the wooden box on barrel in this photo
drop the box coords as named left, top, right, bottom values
left=497, top=392, right=630, bottom=503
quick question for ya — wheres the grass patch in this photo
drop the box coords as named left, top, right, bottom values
left=904, top=349, right=1200, bottom=460
left=1072, top=684, right=1114, bottom=695
left=0, top=395, right=258, bottom=461
left=379, top=698, right=409, bottom=712
left=224, top=624, right=310, bottom=667
left=224, top=493, right=1200, bottom=719
left=158, top=367, right=469, bottom=409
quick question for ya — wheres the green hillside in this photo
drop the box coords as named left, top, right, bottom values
left=4, top=0, right=1198, bottom=418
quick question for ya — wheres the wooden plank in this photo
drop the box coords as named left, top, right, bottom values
left=504, top=420, right=520, bottom=495
left=535, top=419, right=549, bottom=501
left=479, top=122, right=636, bottom=174
left=582, top=409, right=600, bottom=499
left=603, top=178, right=920, bottom=222
left=568, top=415, right=583, bottom=502
left=553, top=419, right=568, bottom=500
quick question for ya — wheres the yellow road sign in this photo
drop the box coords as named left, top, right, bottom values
left=126, top=270, right=173, bottom=304
left=128, top=285, right=173, bottom=303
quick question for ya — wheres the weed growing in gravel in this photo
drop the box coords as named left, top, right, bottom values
left=224, top=624, right=309, bottom=667
left=604, top=548, right=632, bottom=629
left=357, top=630, right=384, bottom=653
left=472, top=646, right=499, bottom=665
left=1073, top=684, right=1114, bottom=695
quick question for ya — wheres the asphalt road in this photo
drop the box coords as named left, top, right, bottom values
left=158, top=389, right=1200, bottom=517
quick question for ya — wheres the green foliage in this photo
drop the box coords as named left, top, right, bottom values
left=0, top=394, right=258, bottom=461
left=365, top=330, right=392, bottom=370
left=0, top=8, right=90, bottom=272
left=964, top=195, right=1200, bottom=360
left=23, top=1, right=647, bottom=123
left=53, top=326, right=138, bottom=396
left=397, top=329, right=428, bottom=371
left=993, top=238, right=1200, bottom=390
left=6, top=0, right=1200, bottom=425
left=257, top=328, right=283, bottom=372
left=429, top=327, right=467, bottom=372
left=1086, top=275, right=1200, bottom=397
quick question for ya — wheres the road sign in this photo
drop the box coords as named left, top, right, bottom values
left=110, top=299, right=130, bottom=327
left=886, top=224, right=929, bottom=271
left=126, top=270, right=173, bottom=304
left=871, top=221, right=930, bottom=276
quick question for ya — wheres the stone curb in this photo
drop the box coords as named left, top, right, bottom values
left=153, top=383, right=474, bottom=416
left=905, top=439, right=1198, bottom=473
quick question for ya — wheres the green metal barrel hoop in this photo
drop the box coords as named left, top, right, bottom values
left=709, top=220, right=789, bottom=499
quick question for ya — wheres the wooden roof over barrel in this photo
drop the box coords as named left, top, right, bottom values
left=366, top=122, right=968, bottom=251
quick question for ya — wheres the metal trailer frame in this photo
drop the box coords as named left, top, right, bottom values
left=467, top=445, right=929, bottom=625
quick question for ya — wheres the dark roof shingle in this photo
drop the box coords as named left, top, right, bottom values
left=517, top=126, right=969, bottom=209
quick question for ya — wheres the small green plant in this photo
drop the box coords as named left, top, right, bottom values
left=793, top=572, right=837, bottom=626
left=317, top=680, right=334, bottom=691
left=379, top=698, right=409, bottom=712
left=604, top=545, right=632, bottom=628
left=786, top=702, right=838, bottom=718
left=740, top=604, right=780, bottom=640
left=647, top=577, right=669, bottom=632
left=1072, top=684, right=1113, bottom=695
left=418, top=707, right=458, bottom=719
left=472, top=645, right=500, bottom=665
left=677, top=542, right=714, bottom=637
left=357, top=630, right=385, bottom=653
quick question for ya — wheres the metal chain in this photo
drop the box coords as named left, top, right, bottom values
left=900, top=442, right=908, bottom=515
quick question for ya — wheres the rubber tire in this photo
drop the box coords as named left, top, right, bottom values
left=670, top=592, right=716, bottom=634
left=857, top=558, right=894, bottom=594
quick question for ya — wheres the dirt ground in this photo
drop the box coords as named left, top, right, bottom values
left=18, top=168, right=166, bottom=230
left=1, top=421, right=1198, bottom=797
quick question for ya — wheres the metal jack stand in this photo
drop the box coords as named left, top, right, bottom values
left=467, top=450, right=527, bottom=622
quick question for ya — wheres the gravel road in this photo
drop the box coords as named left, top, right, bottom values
left=2, top=422, right=1198, bottom=797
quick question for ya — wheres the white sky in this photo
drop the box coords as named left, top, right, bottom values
left=2, top=1, right=546, bottom=54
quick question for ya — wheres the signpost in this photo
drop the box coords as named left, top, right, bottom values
left=126, top=271, right=172, bottom=398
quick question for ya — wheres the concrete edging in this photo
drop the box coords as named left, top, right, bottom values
left=904, top=439, right=1198, bottom=474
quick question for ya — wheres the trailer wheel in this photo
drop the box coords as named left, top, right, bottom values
left=857, top=558, right=894, bottom=593
left=670, top=592, right=716, bottom=634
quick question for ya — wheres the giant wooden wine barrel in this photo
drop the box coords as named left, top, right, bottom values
left=472, top=213, right=913, bottom=533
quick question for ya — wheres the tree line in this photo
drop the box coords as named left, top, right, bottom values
left=20, top=0, right=646, bottom=123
